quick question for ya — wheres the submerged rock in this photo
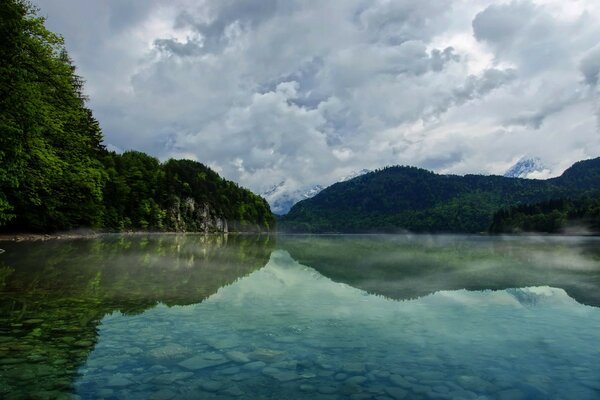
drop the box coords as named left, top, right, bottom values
left=201, top=380, right=223, bottom=392
left=148, top=343, right=191, bottom=360
left=242, top=361, right=266, bottom=371
left=106, top=375, right=133, bottom=387
left=225, top=351, right=250, bottom=363
left=178, top=354, right=228, bottom=370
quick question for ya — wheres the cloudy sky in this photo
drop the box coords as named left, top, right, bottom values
left=34, top=0, right=600, bottom=194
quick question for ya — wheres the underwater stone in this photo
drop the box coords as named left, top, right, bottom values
left=225, top=351, right=250, bottom=363
left=262, top=367, right=300, bottom=382
left=300, top=384, right=316, bottom=392
left=317, top=385, right=338, bottom=394
left=178, top=355, right=228, bottom=370
left=106, top=376, right=133, bottom=387
left=384, top=387, right=408, bottom=399
left=149, top=389, right=177, bottom=400
left=231, top=372, right=256, bottom=381
left=342, top=363, right=366, bottom=374
left=97, top=389, right=114, bottom=397
left=345, top=376, right=368, bottom=385
left=389, top=375, right=411, bottom=388
left=350, top=394, right=373, bottom=400
left=335, top=373, right=348, bottom=380
left=201, top=380, right=223, bottom=392
left=456, top=375, right=495, bottom=393
left=152, top=372, right=194, bottom=384
left=242, top=361, right=266, bottom=370
left=409, top=384, right=429, bottom=394
left=249, top=348, right=283, bottom=361
left=148, top=343, right=191, bottom=360
left=223, top=385, right=244, bottom=396
left=496, top=388, right=527, bottom=400
left=220, top=366, right=241, bottom=375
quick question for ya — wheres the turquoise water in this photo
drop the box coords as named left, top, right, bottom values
left=1, top=234, right=600, bottom=399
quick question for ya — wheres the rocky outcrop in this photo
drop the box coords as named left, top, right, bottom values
left=167, top=197, right=228, bottom=233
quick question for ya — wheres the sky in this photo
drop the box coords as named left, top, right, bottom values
left=34, top=0, right=600, bottom=195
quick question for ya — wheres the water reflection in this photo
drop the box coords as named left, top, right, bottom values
left=0, top=234, right=599, bottom=399
left=74, top=250, right=600, bottom=399
left=0, top=234, right=273, bottom=399
left=280, top=234, right=600, bottom=306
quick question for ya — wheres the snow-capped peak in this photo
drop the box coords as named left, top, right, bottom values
left=261, top=169, right=372, bottom=215
left=504, top=157, right=546, bottom=178
left=261, top=182, right=324, bottom=215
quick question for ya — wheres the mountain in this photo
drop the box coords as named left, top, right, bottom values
left=504, top=157, right=547, bottom=178
left=279, top=158, right=600, bottom=233
left=262, top=182, right=325, bottom=215
left=263, top=169, right=372, bottom=215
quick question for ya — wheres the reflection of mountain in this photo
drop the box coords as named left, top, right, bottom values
left=0, top=235, right=273, bottom=397
left=279, top=235, right=600, bottom=307
left=74, top=250, right=600, bottom=399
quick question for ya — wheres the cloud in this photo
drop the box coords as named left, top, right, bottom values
left=33, top=0, right=600, bottom=200
left=581, top=45, right=600, bottom=86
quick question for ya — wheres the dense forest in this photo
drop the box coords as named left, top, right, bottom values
left=490, top=197, right=600, bottom=234
left=279, top=158, right=600, bottom=233
left=0, top=0, right=274, bottom=233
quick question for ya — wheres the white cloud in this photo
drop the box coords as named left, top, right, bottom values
left=34, top=0, right=600, bottom=197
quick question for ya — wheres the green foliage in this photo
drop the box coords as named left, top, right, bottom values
left=0, top=0, right=106, bottom=231
left=280, top=160, right=600, bottom=233
left=0, top=1, right=274, bottom=233
left=490, top=197, right=600, bottom=234
left=101, top=154, right=275, bottom=232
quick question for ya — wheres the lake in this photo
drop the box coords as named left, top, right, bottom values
left=1, top=234, right=599, bottom=399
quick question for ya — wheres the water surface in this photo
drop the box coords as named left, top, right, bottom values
left=1, top=234, right=599, bottom=399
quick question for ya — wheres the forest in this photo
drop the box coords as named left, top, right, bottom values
left=490, top=197, right=600, bottom=234
left=279, top=159, right=600, bottom=233
left=0, top=0, right=274, bottom=233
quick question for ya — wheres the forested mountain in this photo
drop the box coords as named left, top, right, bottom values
left=279, top=158, right=600, bottom=233
left=0, top=0, right=274, bottom=233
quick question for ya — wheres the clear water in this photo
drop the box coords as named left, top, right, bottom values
left=1, top=234, right=600, bottom=399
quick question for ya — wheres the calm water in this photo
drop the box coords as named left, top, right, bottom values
left=1, top=234, right=600, bottom=399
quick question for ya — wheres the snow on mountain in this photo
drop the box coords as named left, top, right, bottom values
left=262, top=169, right=372, bottom=215
left=504, top=157, right=547, bottom=178
left=262, top=183, right=324, bottom=215
left=340, top=168, right=372, bottom=182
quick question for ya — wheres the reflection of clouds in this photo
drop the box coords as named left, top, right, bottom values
left=527, top=251, right=599, bottom=271
left=433, top=287, right=577, bottom=309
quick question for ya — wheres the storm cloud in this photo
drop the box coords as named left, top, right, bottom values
left=35, top=0, right=600, bottom=195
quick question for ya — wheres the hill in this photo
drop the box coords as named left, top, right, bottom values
left=279, top=158, right=600, bottom=233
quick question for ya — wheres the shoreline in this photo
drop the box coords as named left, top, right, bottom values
left=0, top=231, right=269, bottom=242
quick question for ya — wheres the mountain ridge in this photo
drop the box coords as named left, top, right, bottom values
left=279, top=157, right=600, bottom=233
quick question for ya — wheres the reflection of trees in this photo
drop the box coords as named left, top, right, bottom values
left=279, top=235, right=600, bottom=307
left=0, top=234, right=273, bottom=398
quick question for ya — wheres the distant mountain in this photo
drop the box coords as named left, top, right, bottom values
left=504, top=157, right=547, bottom=178
left=262, top=182, right=324, bottom=215
left=263, top=169, right=372, bottom=215
left=279, top=158, right=600, bottom=233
